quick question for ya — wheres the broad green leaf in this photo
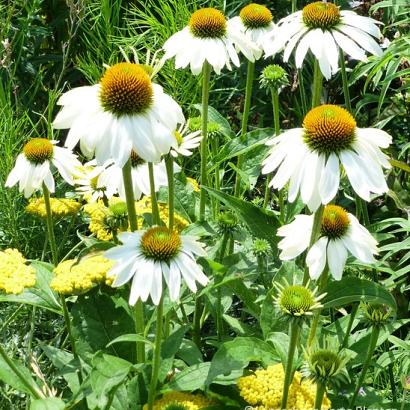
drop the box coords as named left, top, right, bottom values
left=322, top=277, right=397, bottom=310
left=203, top=187, right=280, bottom=245
left=193, top=104, right=235, bottom=139
left=167, top=362, right=211, bottom=391
left=106, top=334, right=153, bottom=348
left=177, top=339, right=203, bottom=365
left=0, top=261, right=61, bottom=314
left=30, top=398, right=65, bottom=410
left=205, top=337, right=278, bottom=387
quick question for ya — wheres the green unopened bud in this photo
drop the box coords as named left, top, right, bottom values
left=260, top=64, right=289, bottom=91
left=217, top=211, right=238, bottom=234
left=188, top=116, right=221, bottom=138
left=273, top=279, right=325, bottom=318
left=252, top=238, right=270, bottom=257
left=401, top=375, right=410, bottom=390
left=303, top=339, right=351, bottom=386
left=361, top=302, right=393, bottom=326
left=105, top=201, right=129, bottom=232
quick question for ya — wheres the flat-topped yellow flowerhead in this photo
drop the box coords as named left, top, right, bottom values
left=100, top=63, right=153, bottom=117
left=321, top=205, right=350, bottom=239
left=303, top=105, right=356, bottom=154
left=141, top=227, right=182, bottom=261
left=189, top=8, right=227, bottom=38
left=303, top=2, right=341, bottom=29
left=240, top=3, right=272, bottom=28
left=23, top=138, right=54, bottom=164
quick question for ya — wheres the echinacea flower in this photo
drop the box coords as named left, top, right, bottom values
left=53, top=62, right=184, bottom=166
left=228, top=3, right=276, bottom=59
left=105, top=227, right=208, bottom=305
left=6, top=138, right=81, bottom=198
left=163, top=7, right=259, bottom=75
left=278, top=204, right=378, bottom=280
left=262, top=104, right=391, bottom=210
left=97, top=151, right=181, bottom=200
left=171, top=123, right=202, bottom=158
left=264, top=2, right=383, bottom=79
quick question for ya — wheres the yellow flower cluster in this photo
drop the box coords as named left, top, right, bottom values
left=26, top=197, right=81, bottom=219
left=84, top=197, right=189, bottom=241
left=143, top=391, right=213, bottom=410
left=0, top=249, right=36, bottom=294
left=186, top=177, right=200, bottom=192
left=51, top=254, right=114, bottom=295
left=237, top=363, right=331, bottom=410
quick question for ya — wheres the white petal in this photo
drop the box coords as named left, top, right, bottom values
left=319, top=153, right=340, bottom=204
left=306, top=236, right=328, bottom=280
left=332, top=30, right=367, bottom=61
left=327, top=239, right=348, bottom=280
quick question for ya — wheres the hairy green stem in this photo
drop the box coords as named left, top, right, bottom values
left=199, top=61, right=211, bottom=221
left=341, top=304, right=359, bottom=349
left=303, top=205, right=324, bottom=285
left=148, top=162, right=160, bottom=225
left=339, top=50, right=352, bottom=112
left=210, top=136, right=220, bottom=218
left=281, top=321, right=300, bottom=410
left=298, top=68, right=308, bottom=116
left=401, top=388, right=407, bottom=410
left=350, top=326, right=381, bottom=407
left=216, top=232, right=230, bottom=340
left=314, top=381, right=326, bottom=410
left=147, top=296, right=164, bottom=410
left=192, top=296, right=203, bottom=349
left=292, top=0, right=297, bottom=13
left=165, top=155, right=174, bottom=230
left=122, top=159, right=145, bottom=363
left=312, top=60, right=323, bottom=108
left=42, top=184, right=58, bottom=265
left=234, top=60, right=255, bottom=197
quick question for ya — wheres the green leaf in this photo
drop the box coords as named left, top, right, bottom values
left=203, top=187, right=280, bottom=245
left=0, top=261, right=62, bottom=314
left=205, top=337, right=278, bottom=387
left=30, top=398, right=65, bottom=410
left=167, top=362, right=211, bottom=391
left=322, top=277, right=397, bottom=310
left=106, top=334, right=153, bottom=348
left=193, top=104, right=234, bottom=139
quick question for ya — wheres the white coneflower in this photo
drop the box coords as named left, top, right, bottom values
left=105, top=227, right=208, bottom=305
left=277, top=204, right=378, bottom=280
left=53, top=63, right=184, bottom=166
left=229, top=3, right=276, bottom=59
left=264, top=2, right=383, bottom=79
left=163, top=7, right=259, bottom=75
left=97, top=151, right=181, bottom=201
left=6, top=138, right=81, bottom=198
left=262, top=104, right=391, bottom=211
left=170, top=123, right=202, bottom=158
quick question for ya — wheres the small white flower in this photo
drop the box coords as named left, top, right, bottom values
left=6, top=138, right=81, bottom=198
left=163, top=7, right=259, bottom=75
left=278, top=205, right=378, bottom=280
left=53, top=62, right=184, bottom=166
left=264, top=2, right=383, bottom=79
left=229, top=3, right=276, bottom=59
left=105, top=227, right=208, bottom=305
left=171, top=124, right=202, bottom=158
left=262, top=104, right=391, bottom=211
left=97, top=152, right=181, bottom=201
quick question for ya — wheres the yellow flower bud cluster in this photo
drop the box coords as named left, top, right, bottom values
left=237, top=363, right=331, bottom=410
left=51, top=254, right=114, bottom=295
left=143, top=391, right=213, bottom=410
left=26, top=197, right=81, bottom=219
left=0, top=249, right=36, bottom=294
left=186, top=177, right=200, bottom=192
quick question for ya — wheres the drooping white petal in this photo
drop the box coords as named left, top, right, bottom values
left=327, top=239, right=348, bottom=280
left=306, top=236, right=328, bottom=280
left=319, top=153, right=340, bottom=204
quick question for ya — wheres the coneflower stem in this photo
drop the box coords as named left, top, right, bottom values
left=303, top=205, right=324, bottom=285
left=341, top=303, right=359, bottom=349
left=263, top=87, right=281, bottom=209
left=312, top=59, right=323, bottom=108
left=401, top=388, right=408, bottom=410
left=234, top=60, right=255, bottom=198
left=281, top=320, right=300, bottom=410
left=0, top=343, right=43, bottom=399
left=216, top=231, right=230, bottom=341
left=350, top=325, right=381, bottom=408
left=292, top=0, right=297, bottom=13
left=298, top=68, right=308, bottom=116
left=314, top=381, right=326, bottom=410
left=339, top=50, right=352, bottom=112
left=199, top=61, right=211, bottom=221
left=148, top=162, right=160, bottom=225
left=42, top=184, right=83, bottom=383
left=122, top=159, right=145, bottom=363
left=165, top=155, right=174, bottom=231
left=210, top=136, right=220, bottom=218
left=147, top=296, right=164, bottom=410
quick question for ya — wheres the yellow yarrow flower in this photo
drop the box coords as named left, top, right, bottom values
left=0, top=249, right=36, bottom=294
left=237, top=363, right=331, bottom=410
left=143, top=391, right=213, bottom=410
left=186, top=177, right=200, bottom=192
left=51, top=254, right=114, bottom=295
left=26, top=197, right=81, bottom=219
